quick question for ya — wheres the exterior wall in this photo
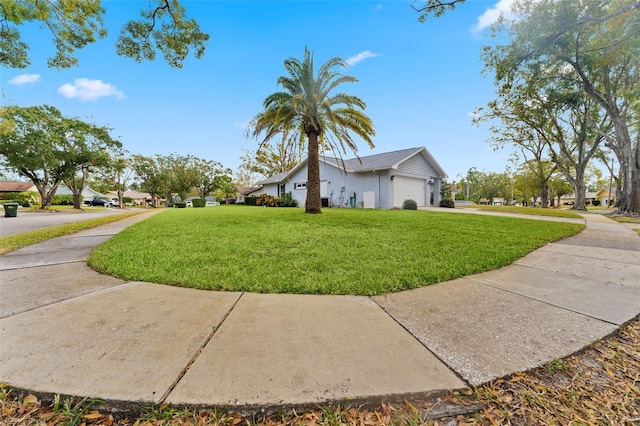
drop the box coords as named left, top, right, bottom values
left=287, top=163, right=351, bottom=208
left=344, top=171, right=390, bottom=208
left=266, top=164, right=394, bottom=209
left=261, top=184, right=280, bottom=197
left=260, top=150, right=445, bottom=209
left=397, top=153, right=437, bottom=177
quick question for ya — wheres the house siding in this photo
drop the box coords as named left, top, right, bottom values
left=258, top=147, right=446, bottom=209
left=396, top=152, right=436, bottom=177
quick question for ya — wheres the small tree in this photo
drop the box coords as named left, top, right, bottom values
left=217, top=180, right=237, bottom=204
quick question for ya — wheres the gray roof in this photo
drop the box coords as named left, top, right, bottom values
left=257, top=170, right=289, bottom=185
left=257, top=147, right=446, bottom=185
left=322, top=147, right=426, bottom=172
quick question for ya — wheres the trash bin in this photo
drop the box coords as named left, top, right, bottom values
left=3, top=202, right=19, bottom=218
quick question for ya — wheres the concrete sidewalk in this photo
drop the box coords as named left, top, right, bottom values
left=0, top=209, right=638, bottom=413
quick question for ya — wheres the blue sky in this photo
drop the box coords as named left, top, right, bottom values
left=1, top=0, right=516, bottom=182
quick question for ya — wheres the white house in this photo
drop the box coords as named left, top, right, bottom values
left=257, top=147, right=447, bottom=209
left=54, top=185, right=106, bottom=203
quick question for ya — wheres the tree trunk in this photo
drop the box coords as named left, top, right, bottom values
left=616, top=133, right=640, bottom=213
left=36, top=186, right=48, bottom=209
left=540, top=180, right=549, bottom=207
left=36, top=183, right=60, bottom=209
left=571, top=170, right=587, bottom=211
left=305, top=131, right=322, bottom=214
left=72, top=191, right=82, bottom=209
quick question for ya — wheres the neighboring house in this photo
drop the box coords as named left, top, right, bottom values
left=257, top=147, right=447, bottom=209
left=106, top=190, right=160, bottom=206
left=184, top=195, right=219, bottom=206
left=236, top=186, right=263, bottom=204
left=0, top=181, right=106, bottom=204
left=0, top=181, right=38, bottom=196
left=560, top=190, right=608, bottom=206
left=56, top=185, right=106, bottom=203
left=595, top=188, right=617, bottom=207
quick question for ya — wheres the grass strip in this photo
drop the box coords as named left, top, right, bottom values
left=461, top=204, right=583, bottom=218
left=0, top=210, right=149, bottom=255
left=89, top=206, right=583, bottom=295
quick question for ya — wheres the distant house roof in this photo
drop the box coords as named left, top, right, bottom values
left=236, top=186, right=262, bottom=195
left=0, top=181, right=37, bottom=192
left=107, top=190, right=154, bottom=200
left=258, top=147, right=447, bottom=185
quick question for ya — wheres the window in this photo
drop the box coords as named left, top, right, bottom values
left=294, top=182, right=307, bottom=190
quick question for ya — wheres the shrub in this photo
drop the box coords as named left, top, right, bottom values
left=244, top=195, right=258, bottom=206
left=439, top=198, right=455, bottom=208
left=402, top=199, right=417, bottom=210
left=123, top=196, right=133, bottom=205
left=592, top=200, right=601, bottom=207
left=52, top=194, right=74, bottom=205
left=255, top=193, right=297, bottom=208
left=174, top=202, right=187, bottom=208
left=277, top=192, right=298, bottom=207
left=1, top=191, right=38, bottom=205
left=192, top=198, right=206, bottom=208
left=256, top=194, right=276, bottom=207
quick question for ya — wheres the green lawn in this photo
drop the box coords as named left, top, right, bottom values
left=88, top=206, right=583, bottom=295
left=462, top=204, right=584, bottom=219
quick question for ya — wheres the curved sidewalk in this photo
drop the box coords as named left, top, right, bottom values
left=1, top=210, right=638, bottom=414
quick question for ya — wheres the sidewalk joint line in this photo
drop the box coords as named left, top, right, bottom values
left=543, top=244, right=640, bottom=258
left=0, top=259, right=92, bottom=271
left=158, top=291, right=246, bottom=404
left=512, top=259, right=638, bottom=283
left=473, top=279, right=620, bottom=326
left=368, top=296, right=472, bottom=389
left=0, top=279, right=134, bottom=319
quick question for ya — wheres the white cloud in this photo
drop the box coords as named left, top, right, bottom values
left=57, top=78, right=125, bottom=101
left=345, top=51, right=380, bottom=67
left=8, top=74, right=41, bottom=85
left=472, top=0, right=517, bottom=34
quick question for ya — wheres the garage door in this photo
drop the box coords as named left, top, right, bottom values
left=393, top=176, right=426, bottom=207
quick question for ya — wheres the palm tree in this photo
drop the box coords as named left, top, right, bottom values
left=217, top=180, right=237, bottom=204
left=249, top=48, right=375, bottom=214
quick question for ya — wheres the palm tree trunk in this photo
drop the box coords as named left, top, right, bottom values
left=305, top=131, right=322, bottom=214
